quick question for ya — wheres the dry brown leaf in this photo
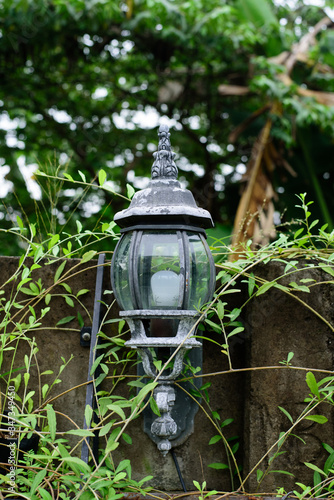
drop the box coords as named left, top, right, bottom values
left=230, top=118, right=274, bottom=259
left=218, top=84, right=250, bottom=96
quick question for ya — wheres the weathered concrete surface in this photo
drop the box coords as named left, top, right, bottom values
left=243, top=261, right=334, bottom=492
left=1, top=257, right=334, bottom=493
left=0, top=256, right=117, bottom=438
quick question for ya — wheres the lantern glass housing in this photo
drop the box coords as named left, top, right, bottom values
left=112, top=229, right=214, bottom=313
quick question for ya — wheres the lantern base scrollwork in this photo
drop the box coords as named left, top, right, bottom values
left=137, top=347, right=188, bottom=381
left=121, top=309, right=204, bottom=455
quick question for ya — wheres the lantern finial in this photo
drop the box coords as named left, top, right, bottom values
left=151, top=124, right=178, bottom=180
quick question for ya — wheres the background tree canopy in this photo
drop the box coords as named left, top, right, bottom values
left=1, top=0, right=334, bottom=255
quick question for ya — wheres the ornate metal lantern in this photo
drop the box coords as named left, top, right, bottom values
left=111, top=124, right=215, bottom=455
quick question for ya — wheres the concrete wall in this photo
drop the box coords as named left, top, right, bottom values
left=1, top=256, right=334, bottom=493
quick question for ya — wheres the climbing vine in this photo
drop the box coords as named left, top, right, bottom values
left=1, top=167, right=334, bottom=499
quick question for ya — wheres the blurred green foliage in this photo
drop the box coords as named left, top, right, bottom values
left=0, top=0, right=334, bottom=254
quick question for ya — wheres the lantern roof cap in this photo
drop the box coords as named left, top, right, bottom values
left=114, top=124, right=214, bottom=229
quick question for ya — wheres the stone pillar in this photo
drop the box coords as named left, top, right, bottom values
left=243, top=261, right=334, bottom=492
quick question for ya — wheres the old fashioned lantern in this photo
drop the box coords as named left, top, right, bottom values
left=111, top=124, right=215, bottom=455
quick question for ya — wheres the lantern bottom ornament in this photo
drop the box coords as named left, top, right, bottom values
left=150, top=384, right=177, bottom=456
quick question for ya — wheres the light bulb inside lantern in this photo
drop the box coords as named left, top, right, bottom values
left=151, top=270, right=180, bottom=308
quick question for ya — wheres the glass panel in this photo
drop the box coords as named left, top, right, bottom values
left=187, top=232, right=212, bottom=310
left=137, top=232, right=182, bottom=310
left=112, top=232, right=134, bottom=311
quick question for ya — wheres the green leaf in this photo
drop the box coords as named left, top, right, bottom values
left=205, top=318, right=221, bottom=333
left=257, top=469, right=264, bottom=482
left=16, top=215, right=24, bottom=229
left=99, top=169, right=107, bottom=186
left=126, top=183, right=135, bottom=199
left=278, top=406, right=293, bottom=424
left=64, top=295, right=74, bottom=307
left=228, top=307, right=241, bottom=321
left=289, top=282, right=310, bottom=293
left=294, top=228, right=304, bottom=239
left=122, top=432, right=132, bottom=445
left=277, top=431, right=285, bottom=449
left=30, top=469, right=47, bottom=495
left=304, top=415, right=328, bottom=424
left=221, top=417, right=234, bottom=428
left=287, top=351, right=294, bottom=363
left=38, top=489, right=53, bottom=500
left=323, top=443, right=334, bottom=455
left=76, top=220, right=83, bottom=233
left=81, top=251, right=97, bottom=263
left=319, top=264, right=334, bottom=278
left=304, top=462, right=326, bottom=476
left=20, top=287, right=37, bottom=296
left=90, top=354, right=104, bottom=376
left=48, top=234, right=60, bottom=250
left=41, top=370, right=53, bottom=375
left=54, top=260, right=66, bottom=284
left=46, top=404, right=57, bottom=441
left=313, top=470, right=322, bottom=494
left=56, top=315, right=75, bottom=326
left=24, top=390, right=35, bottom=405
left=60, top=282, right=72, bottom=293
left=309, top=219, right=319, bottom=230
left=269, top=470, right=294, bottom=477
left=127, top=379, right=145, bottom=389
left=77, top=311, right=84, bottom=328
left=217, top=300, right=225, bottom=319
left=107, top=404, right=126, bottom=421
left=256, top=282, right=275, bottom=296
left=22, top=267, right=30, bottom=280
left=306, top=372, right=320, bottom=399
left=106, top=433, right=120, bottom=454
left=63, top=173, right=74, bottom=181
left=227, top=326, right=244, bottom=338
left=208, top=462, right=229, bottom=470
left=99, top=420, right=115, bottom=437
left=78, top=170, right=86, bottom=183
left=193, top=480, right=201, bottom=491
left=84, top=405, right=93, bottom=428
left=61, top=456, right=91, bottom=473
left=209, top=435, right=222, bottom=445
left=42, top=383, right=49, bottom=399
left=324, top=451, right=334, bottom=475
left=149, top=396, right=161, bottom=416
left=248, top=272, right=256, bottom=297
left=134, top=382, right=158, bottom=406
left=66, top=429, right=95, bottom=437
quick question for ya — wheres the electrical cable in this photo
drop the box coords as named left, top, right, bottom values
left=281, top=492, right=294, bottom=500
left=171, top=449, right=187, bottom=493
